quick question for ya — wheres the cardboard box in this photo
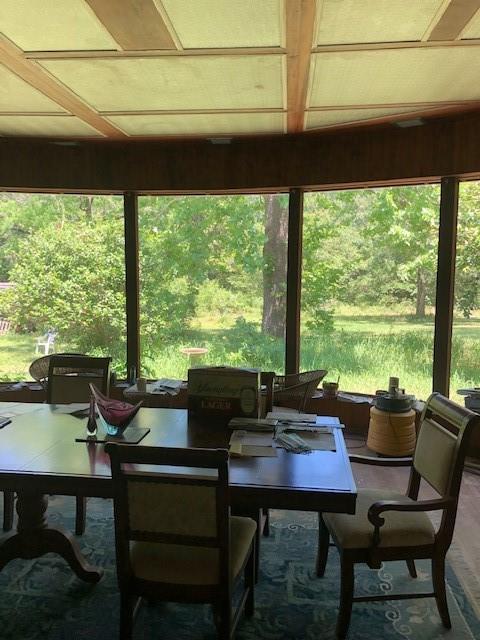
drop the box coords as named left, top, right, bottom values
left=188, top=366, right=261, bottom=419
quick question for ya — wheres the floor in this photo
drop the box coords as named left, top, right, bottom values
left=345, top=435, right=480, bottom=616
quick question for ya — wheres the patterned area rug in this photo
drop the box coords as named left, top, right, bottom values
left=0, top=497, right=478, bottom=640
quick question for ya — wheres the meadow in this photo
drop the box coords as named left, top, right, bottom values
left=1, top=306, right=478, bottom=405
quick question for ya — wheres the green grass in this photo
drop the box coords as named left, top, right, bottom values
left=1, top=307, right=479, bottom=405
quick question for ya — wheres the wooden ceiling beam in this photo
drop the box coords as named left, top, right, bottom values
left=0, top=35, right=126, bottom=138
left=313, top=38, right=480, bottom=53
left=285, top=0, right=317, bottom=133
left=85, top=0, right=178, bottom=51
left=429, top=0, right=480, bottom=41
left=26, top=47, right=285, bottom=60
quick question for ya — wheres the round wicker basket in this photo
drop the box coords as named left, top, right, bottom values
left=367, top=406, right=416, bottom=456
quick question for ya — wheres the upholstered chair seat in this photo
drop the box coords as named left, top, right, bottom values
left=130, top=516, right=257, bottom=585
left=324, top=489, right=435, bottom=550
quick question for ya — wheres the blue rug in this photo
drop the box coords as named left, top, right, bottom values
left=0, top=497, right=478, bottom=639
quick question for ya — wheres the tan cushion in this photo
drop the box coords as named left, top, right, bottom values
left=324, top=489, right=435, bottom=550
left=130, top=516, right=256, bottom=585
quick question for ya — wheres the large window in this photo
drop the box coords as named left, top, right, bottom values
left=451, top=182, right=480, bottom=403
left=138, top=194, right=287, bottom=379
left=0, top=193, right=126, bottom=380
left=300, top=186, right=441, bottom=401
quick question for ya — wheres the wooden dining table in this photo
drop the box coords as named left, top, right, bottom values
left=0, top=403, right=356, bottom=583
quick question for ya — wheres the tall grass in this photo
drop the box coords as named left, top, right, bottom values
left=1, top=309, right=478, bottom=405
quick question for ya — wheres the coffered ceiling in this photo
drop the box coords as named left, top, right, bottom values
left=0, top=0, right=479, bottom=140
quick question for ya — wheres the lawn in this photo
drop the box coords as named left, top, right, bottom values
left=1, top=307, right=478, bottom=405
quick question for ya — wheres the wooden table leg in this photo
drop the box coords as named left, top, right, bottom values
left=0, top=490, right=102, bottom=583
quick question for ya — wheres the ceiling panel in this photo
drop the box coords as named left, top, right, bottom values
left=108, top=111, right=285, bottom=136
left=460, top=8, right=480, bottom=39
left=0, top=65, right=66, bottom=112
left=0, top=0, right=118, bottom=52
left=306, top=107, right=428, bottom=129
left=316, top=0, right=445, bottom=45
left=0, top=115, right=101, bottom=136
left=161, top=0, right=283, bottom=48
left=41, top=55, right=284, bottom=111
left=309, top=47, right=480, bottom=106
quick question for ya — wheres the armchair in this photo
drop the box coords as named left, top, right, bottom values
left=317, top=392, right=480, bottom=639
left=273, top=369, right=327, bottom=412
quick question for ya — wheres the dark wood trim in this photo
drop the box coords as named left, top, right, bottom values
left=428, top=0, right=480, bottom=41
left=124, top=193, right=140, bottom=378
left=85, top=0, right=177, bottom=51
left=1, top=109, right=480, bottom=192
left=285, top=188, right=303, bottom=374
left=433, top=177, right=459, bottom=396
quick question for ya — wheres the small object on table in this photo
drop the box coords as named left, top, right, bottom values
left=90, top=384, right=143, bottom=437
left=136, top=377, right=147, bottom=393
left=86, top=397, right=97, bottom=437
left=322, top=380, right=339, bottom=398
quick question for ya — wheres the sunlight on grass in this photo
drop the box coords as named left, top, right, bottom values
left=0, top=308, right=478, bottom=406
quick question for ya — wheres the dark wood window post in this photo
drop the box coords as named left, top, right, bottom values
left=285, top=188, right=304, bottom=375
left=124, top=193, right=140, bottom=379
left=433, top=176, right=459, bottom=396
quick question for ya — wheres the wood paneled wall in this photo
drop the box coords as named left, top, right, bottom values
left=1, top=110, right=480, bottom=193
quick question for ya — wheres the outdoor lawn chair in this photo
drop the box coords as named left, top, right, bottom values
left=105, top=444, right=256, bottom=640
left=317, top=392, right=480, bottom=639
left=35, top=330, right=57, bottom=355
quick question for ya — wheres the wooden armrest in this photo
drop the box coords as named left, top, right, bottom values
left=368, top=497, right=454, bottom=544
left=349, top=454, right=413, bottom=467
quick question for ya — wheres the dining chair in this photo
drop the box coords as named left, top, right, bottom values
left=317, top=392, right=480, bottom=639
left=46, top=354, right=111, bottom=404
left=29, top=351, right=85, bottom=389
left=105, top=443, right=256, bottom=640
left=259, top=369, right=328, bottom=543
left=273, top=369, right=328, bottom=412
left=47, top=353, right=111, bottom=535
left=2, top=353, right=109, bottom=534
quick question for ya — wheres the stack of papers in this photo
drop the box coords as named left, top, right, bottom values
left=151, top=378, right=183, bottom=395
left=229, top=430, right=277, bottom=457
left=228, top=417, right=277, bottom=431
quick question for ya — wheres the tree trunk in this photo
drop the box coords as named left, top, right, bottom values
left=416, top=267, right=426, bottom=317
left=262, top=195, right=288, bottom=338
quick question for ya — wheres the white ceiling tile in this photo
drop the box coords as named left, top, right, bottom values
left=306, top=107, right=427, bottom=129
left=40, top=55, right=285, bottom=111
left=161, top=0, right=283, bottom=48
left=108, top=111, right=284, bottom=136
left=316, top=0, right=446, bottom=45
left=309, top=47, right=480, bottom=106
left=0, top=65, right=66, bottom=112
left=0, top=0, right=118, bottom=51
left=0, top=115, right=101, bottom=136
